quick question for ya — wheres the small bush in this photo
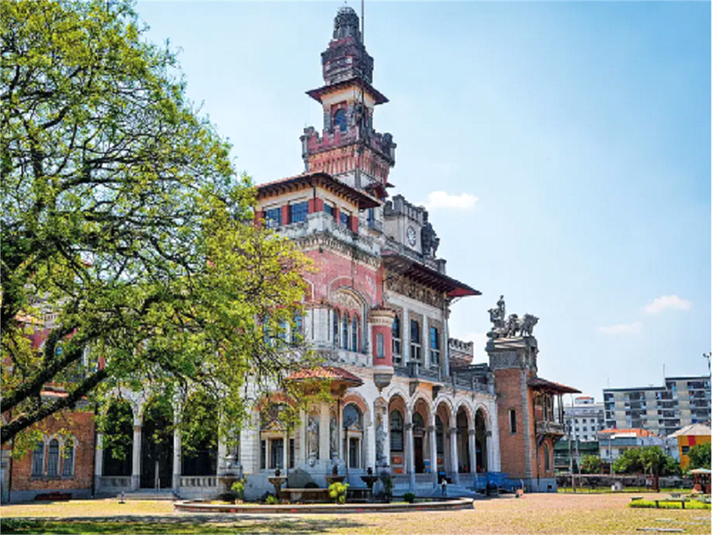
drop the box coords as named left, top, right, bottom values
left=231, top=478, right=246, bottom=502
left=628, top=499, right=711, bottom=510
left=328, top=481, right=349, bottom=504
left=265, top=494, right=279, bottom=505
left=403, top=492, right=416, bottom=503
left=380, top=473, right=393, bottom=503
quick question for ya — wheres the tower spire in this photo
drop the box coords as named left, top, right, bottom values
left=300, top=5, right=396, bottom=195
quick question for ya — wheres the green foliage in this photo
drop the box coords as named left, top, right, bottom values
left=265, top=494, right=279, bottom=505
left=688, top=442, right=711, bottom=470
left=0, top=0, right=313, bottom=446
left=230, top=478, right=246, bottom=502
left=628, top=499, right=711, bottom=510
left=328, top=482, right=349, bottom=504
left=403, top=492, right=416, bottom=503
left=612, top=446, right=679, bottom=476
left=380, top=473, right=393, bottom=502
left=580, top=455, right=601, bottom=474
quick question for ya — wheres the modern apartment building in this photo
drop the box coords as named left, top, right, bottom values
left=564, top=396, right=605, bottom=442
left=603, top=376, right=711, bottom=436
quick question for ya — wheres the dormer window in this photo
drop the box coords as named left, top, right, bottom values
left=333, top=108, right=347, bottom=132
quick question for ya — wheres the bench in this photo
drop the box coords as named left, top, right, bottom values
left=347, top=488, right=372, bottom=502
left=281, top=488, right=330, bottom=503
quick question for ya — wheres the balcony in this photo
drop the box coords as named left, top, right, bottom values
left=536, top=420, right=566, bottom=437
left=383, top=237, right=444, bottom=273
left=275, top=212, right=381, bottom=257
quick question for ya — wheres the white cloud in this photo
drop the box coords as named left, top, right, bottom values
left=644, top=295, right=692, bottom=314
left=597, top=322, right=643, bottom=335
left=422, top=191, right=478, bottom=211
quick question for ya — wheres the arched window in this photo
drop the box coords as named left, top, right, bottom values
left=333, top=310, right=339, bottom=346
left=544, top=443, right=551, bottom=471
left=413, top=412, right=425, bottom=432
left=351, top=316, right=358, bottom=351
left=31, top=441, right=45, bottom=477
left=343, top=404, right=363, bottom=469
left=333, top=108, right=347, bottom=132
left=392, top=316, right=401, bottom=363
left=292, top=310, right=303, bottom=342
left=342, top=313, right=349, bottom=350
left=390, top=410, right=404, bottom=452
left=47, top=439, right=60, bottom=476
left=376, top=333, right=385, bottom=359
left=436, top=416, right=445, bottom=455
left=62, top=438, right=75, bottom=477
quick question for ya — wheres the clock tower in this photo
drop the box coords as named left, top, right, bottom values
left=300, top=5, right=396, bottom=198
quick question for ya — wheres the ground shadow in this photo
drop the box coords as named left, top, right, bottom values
left=1, top=515, right=365, bottom=535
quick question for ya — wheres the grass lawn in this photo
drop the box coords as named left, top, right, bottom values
left=1, top=494, right=711, bottom=534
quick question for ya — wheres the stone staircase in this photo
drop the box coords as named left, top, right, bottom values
left=96, top=489, right=177, bottom=501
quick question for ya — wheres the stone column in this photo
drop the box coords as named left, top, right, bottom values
left=299, top=410, right=307, bottom=465
left=94, top=433, right=104, bottom=493
left=469, top=429, right=477, bottom=475
left=428, top=424, right=438, bottom=487
left=283, top=430, right=289, bottom=471
left=217, top=438, right=227, bottom=476
left=319, top=403, right=330, bottom=468
left=131, top=421, right=141, bottom=491
left=405, top=412, right=415, bottom=491
left=449, top=428, right=459, bottom=485
left=172, top=426, right=181, bottom=491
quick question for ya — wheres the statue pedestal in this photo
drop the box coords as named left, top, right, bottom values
left=267, top=476, right=287, bottom=499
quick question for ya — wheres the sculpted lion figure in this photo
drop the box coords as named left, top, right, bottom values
left=519, top=314, right=539, bottom=337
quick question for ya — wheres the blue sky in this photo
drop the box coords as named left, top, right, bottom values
left=135, top=1, right=711, bottom=400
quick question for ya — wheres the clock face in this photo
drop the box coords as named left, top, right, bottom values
left=407, top=226, right=417, bottom=247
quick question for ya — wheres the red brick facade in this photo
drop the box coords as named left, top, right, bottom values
left=5, top=408, right=95, bottom=502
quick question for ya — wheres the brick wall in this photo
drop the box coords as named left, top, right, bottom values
left=9, top=409, right=95, bottom=500
left=495, top=368, right=528, bottom=478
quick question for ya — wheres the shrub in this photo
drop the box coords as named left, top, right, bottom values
left=403, top=492, right=416, bottom=503
left=580, top=455, right=601, bottom=475
left=688, top=442, right=711, bottom=470
left=265, top=494, right=279, bottom=505
left=328, top=481, right=349, bottom=504
left=380, top=473, right=393, bottom=503
left=231, top=478, right=246, bottom=502
left=628, top=499, right=711, bottom=510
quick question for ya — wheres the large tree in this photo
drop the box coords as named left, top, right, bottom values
left=1, top=0, right=310, bottom=445
left=687, top=442, right=711, bottom=470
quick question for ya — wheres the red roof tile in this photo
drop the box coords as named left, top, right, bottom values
left=528, top=377, right=581, bottom=394
left=286, top=366, right=363, bottom=385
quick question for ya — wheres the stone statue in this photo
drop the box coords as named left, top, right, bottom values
left=375, top=416, right=387, bottom=466
left=329, top=414, right=338, bottom=460
left=307, top=416, right=319, bottom=465
left=488, top=295, right=540, bottom=339
left=519, top=314, right=539, bottom=337
left=487, top=295, right=507, bottom=338
left=421, top=212, right=440, bottom=258
left=505, top=314, right=520, bottom=338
